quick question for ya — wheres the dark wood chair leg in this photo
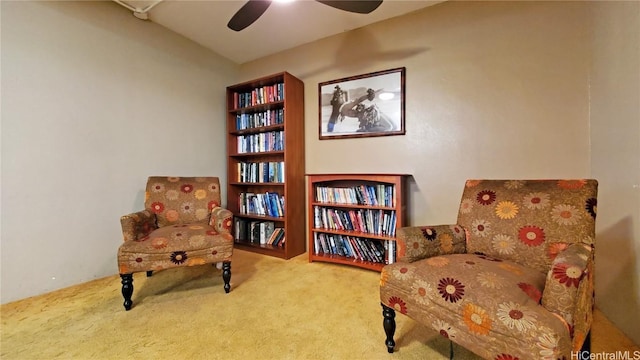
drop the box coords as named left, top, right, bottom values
left=382, top=304, right=396, bottom=353
left=120, top=274, right=133, bottom=311
left=580, top=330, right=591, bottom=355
left=146, top=271, right=153, bottom=277
left=222, top=261, right=231, bottom=293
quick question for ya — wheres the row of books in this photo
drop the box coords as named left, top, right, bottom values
left=235, top=109, right=284, bottom=131
left=313, top=233, right=391, bottom=264
left=314, top=184, right=396, bottom=207
left=237, top=130, right=284, bottom=154
left=232, top=83, right=285, bottom=109
left=313, top=206, right=397, bottom=237
left=240, top=192, right=284, bottom=217
left=234, top=219, right=285, bottom=246
left=237, top=161, right=284, bottom=183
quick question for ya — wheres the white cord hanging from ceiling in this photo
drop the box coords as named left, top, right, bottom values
left=113, top=0, right=163, bottom=20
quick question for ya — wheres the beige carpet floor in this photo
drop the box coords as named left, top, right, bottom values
left=2, top=249, right=638, bottom=360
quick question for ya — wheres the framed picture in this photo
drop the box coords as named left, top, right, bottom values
left=318, top=67, right=405, bottom=140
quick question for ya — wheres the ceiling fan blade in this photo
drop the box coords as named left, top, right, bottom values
left=227, top=0, right=272, bottom=32
left=315, top=0, right=383, bottom=14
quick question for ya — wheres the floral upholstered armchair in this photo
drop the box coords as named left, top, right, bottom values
left=380, top=179, right=598, bottom=359
left=118, top=176, right=233, bottom=310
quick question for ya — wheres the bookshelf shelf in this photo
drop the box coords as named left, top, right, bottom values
left=227, top=72, right=305, bottom=260
left=307, top=173, right=409, bottom=271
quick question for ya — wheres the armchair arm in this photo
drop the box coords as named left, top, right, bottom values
left=541, top=243, right=594, bottom=348
left=209, top=206, right=233, bottom=235
left=120, top=210, right=157, bottom=242
left=395, top=224, right=468, bottom=263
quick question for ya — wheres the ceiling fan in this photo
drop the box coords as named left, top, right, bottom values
left=227, top=0, right=384, bottom=32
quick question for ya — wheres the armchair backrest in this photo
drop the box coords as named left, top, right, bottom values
left=145, top=176, right=222, bottom=228
left=456, top=179, right=597, bottom=273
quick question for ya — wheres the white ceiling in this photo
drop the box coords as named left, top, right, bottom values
left=115, top=0, right=444, bottom=64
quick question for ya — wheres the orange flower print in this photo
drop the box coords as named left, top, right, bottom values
left=208, top=183, right=219, bottom=192
left=498, top=262, right=523, bottom=275
left=396, top=240, right=406, bottom=259
left=165, top=209, right=180, bottom=222
left=557, top=179, right=586, bottom=190
left=495, top=201, right=519, bottom=219
left=181, top=184, right=194, bottom=193
left=552, top=263, right=583, bottom=288
left=585, top=198, right=597, bottom=219
left=380, top=269, right=389, bottom=287
left=518, top=225, right=545, bottom=247
left=523, top=192, right=550, bottom=210
left=463, top=303, right=491, bottom=335
left=426, top=256, right=449, bottom=267
left=518, top=282, right=542, bottom=303
left=476, top=190, right=496, bottom=205
left=151, top=237, right=168, bottom=249
left=388, top=296, right=407, bottom=314
left=437, top=277, right=465, bottom=303
left=208, top=200, right=221, bottom=210
left=206, top=229, right=218, bottom=236
left=194, top=189, right=207, bottom=200
left=466, top=180, right=482, bottom=187
left=547, top=243, right=568, bottom=261
left=151, top=202, right=165, bottom=214
left=440, top=233, right=454, bottom=252
left=551, top=204, right=581, bottom=226
left=167, top=177, right=180, bottom=182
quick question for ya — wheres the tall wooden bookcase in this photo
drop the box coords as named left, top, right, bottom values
left=307, top=173, right=409, bottom=271
left=226, top=72, right=305, bottom=259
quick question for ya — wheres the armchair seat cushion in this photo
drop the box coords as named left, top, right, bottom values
left=118, top=222, right=233, bottom=274
left=381, top=253, right=571, bottom=358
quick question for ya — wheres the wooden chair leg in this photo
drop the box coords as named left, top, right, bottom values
left=222, top=261, right=231, bottom=293
left=382, top=304, right=396, bottom=353
left=580, top=330, right=591, bottom=355
left=120, top=273, right=133, bottom=311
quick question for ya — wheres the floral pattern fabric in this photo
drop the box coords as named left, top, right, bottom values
left=118, top=177, right=233, bottom=274
left=380, top=179, right=598, bottom=359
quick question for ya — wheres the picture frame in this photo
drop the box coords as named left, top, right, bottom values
left=318, top=67, right=405, bottom=140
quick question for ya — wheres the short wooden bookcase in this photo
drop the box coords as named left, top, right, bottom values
left=307, top=173, right=409, bottom=271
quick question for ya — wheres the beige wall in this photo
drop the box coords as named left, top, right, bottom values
left=0, top=1, right=238, bottom=303
left=240, top=1, right=640, bottom=344
left=241, top=1, right=592, bottom=225
left=590, top=1, right=640, bottom=345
